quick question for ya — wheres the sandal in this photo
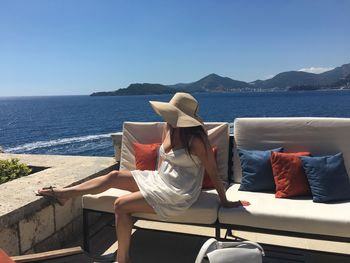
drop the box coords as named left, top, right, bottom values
left=35, top=186, right=66, bottom=206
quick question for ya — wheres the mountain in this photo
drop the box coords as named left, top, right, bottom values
left=90, top=62, right=350, bottom=96
left=91, top=83, right=176, bottom=96
left=90, top=74, right=251, bottom=96
left=288, top=72, right=350, bottom=91
left=318, top=63, right=350, bottom=84
left=328, top=73, right=350, bottom=89
left=253, top=63, right=350, bottom=90
left=184, top=73, right=250, bottom=92
left=255, top=71, right=321, bottom=90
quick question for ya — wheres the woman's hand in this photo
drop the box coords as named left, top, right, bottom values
left=222, top=200, right=250, bottom=208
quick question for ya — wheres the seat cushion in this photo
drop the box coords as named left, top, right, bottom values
left=219, top=184, right=350, bottom=238
left=83, top=189, right=220, bottom=224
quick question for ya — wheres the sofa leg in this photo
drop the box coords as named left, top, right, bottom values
left=224, top=228, right=243, bottom=241
left=83, top=209, right=90, bottom=252
left=215, top=225, right=221, bottom=240
left=224, top=228, right=230, bottom=239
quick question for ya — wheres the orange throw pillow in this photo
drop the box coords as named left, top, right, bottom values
left=134, top=143, right=161, bottom=170
left=271, top=151, right=312, bottom=198
left=0, top=249, right=15, bottom=263
left=202, top=146, right=218, bottom=189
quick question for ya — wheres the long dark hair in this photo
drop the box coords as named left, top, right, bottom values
left=167, top=124, right=209, bottom=158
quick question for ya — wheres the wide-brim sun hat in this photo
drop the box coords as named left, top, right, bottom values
left=149, top=92, right=204, bottom=128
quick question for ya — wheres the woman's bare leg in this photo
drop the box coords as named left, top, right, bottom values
left=114, top=191, right=155, bottom=263
left=37, top=170, right=139, bottom=204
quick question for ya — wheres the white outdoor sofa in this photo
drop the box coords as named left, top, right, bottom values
left=219, top=117, right=350, bottom=242
left=82, top=118, right=350, bottom=252
left=82, top=122, right=230, bottom=251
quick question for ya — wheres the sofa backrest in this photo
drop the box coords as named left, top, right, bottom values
left=120, top=122, right=230, bottom=183
left=232, top=117, right=350, bottom=183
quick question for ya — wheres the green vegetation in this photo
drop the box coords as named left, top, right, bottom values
left=0, top=158, right=32, bottom=184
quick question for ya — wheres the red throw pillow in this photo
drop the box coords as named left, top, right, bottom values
left=202, top=146, right=218, bottom=189
left=134, top=143, right=161, bottom=170
left=271, top=151, right=312, bottom=198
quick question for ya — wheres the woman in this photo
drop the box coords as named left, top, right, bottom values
left=37, top=92, right=250, bottom=263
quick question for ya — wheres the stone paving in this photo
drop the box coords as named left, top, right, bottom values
left=38, top=219, right=350, bottom=263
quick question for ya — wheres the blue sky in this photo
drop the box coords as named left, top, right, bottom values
left=1, top=0, right=349, bottom=96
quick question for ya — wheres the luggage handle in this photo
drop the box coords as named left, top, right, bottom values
left=195, top=238, right=265, bottom=263
left=217, top=241, right=265, bottom=256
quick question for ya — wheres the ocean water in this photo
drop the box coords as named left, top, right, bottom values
left=1, top=91, right=350, bottom=157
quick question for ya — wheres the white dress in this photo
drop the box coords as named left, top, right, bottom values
left=131, top=144, right=204, bottom=219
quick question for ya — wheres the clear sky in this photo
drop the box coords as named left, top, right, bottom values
left=1, top=0, right=350, bottom=96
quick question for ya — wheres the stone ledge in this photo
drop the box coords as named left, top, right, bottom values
left=0, top=153, right=118, bottom=255
left=0, top=153, right=117, bottom=228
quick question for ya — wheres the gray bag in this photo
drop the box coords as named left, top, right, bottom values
left=195, top=238, right=265, bottom=263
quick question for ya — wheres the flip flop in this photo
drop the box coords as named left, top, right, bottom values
left=35, top=186, right=65, bottom=206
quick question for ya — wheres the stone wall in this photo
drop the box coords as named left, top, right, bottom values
left=0, top=198, right=81, bottom=255
left=0, top=153, right=118, bottom=256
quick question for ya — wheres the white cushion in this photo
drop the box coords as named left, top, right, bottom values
left=82, top=189, right=219, bottom=224
left=232, top=117, right=350, bottom=183
left=219, top=184, right=350, bottom=238
left=120, top=122, right=230, bottom=182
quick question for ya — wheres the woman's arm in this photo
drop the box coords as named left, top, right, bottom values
left=158, top=124, right=170, bottom=170
left=191, top=137, right=250, bottom=208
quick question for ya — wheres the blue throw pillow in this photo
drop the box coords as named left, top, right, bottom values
left=238, top=147, right=283, bottom=192
left=300, top=153, right=350, bottom=203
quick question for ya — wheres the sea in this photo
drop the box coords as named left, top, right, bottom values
left=1, top=91, right=350, bottom=157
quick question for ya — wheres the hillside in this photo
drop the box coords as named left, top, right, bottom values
left=256, top=71, right=321, bottom=89
left=90, top=62, right=350, bottom=96
left=91, top=83, right=176, bottom=96
left=253, top=63, right=350, bottom=90
left=289, top=72, right=350, bottom=91
left=318, top=63, right=350, bottom=84
left=184, top=74, right=250, bottom=92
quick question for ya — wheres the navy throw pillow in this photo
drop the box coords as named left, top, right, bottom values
left=238, top=147, right=283, bottom=192
left=300, top=153, right=350, bottom=203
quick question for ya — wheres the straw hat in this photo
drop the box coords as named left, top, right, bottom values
left=149, top=92, right=204, bottom=127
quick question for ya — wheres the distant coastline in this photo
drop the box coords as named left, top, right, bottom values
left=91, top=62, right=350, bottom=96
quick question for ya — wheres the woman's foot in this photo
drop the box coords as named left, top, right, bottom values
left=237, top=200, right=251, bottom=207
left=35, top=186, right=69, bottom=206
